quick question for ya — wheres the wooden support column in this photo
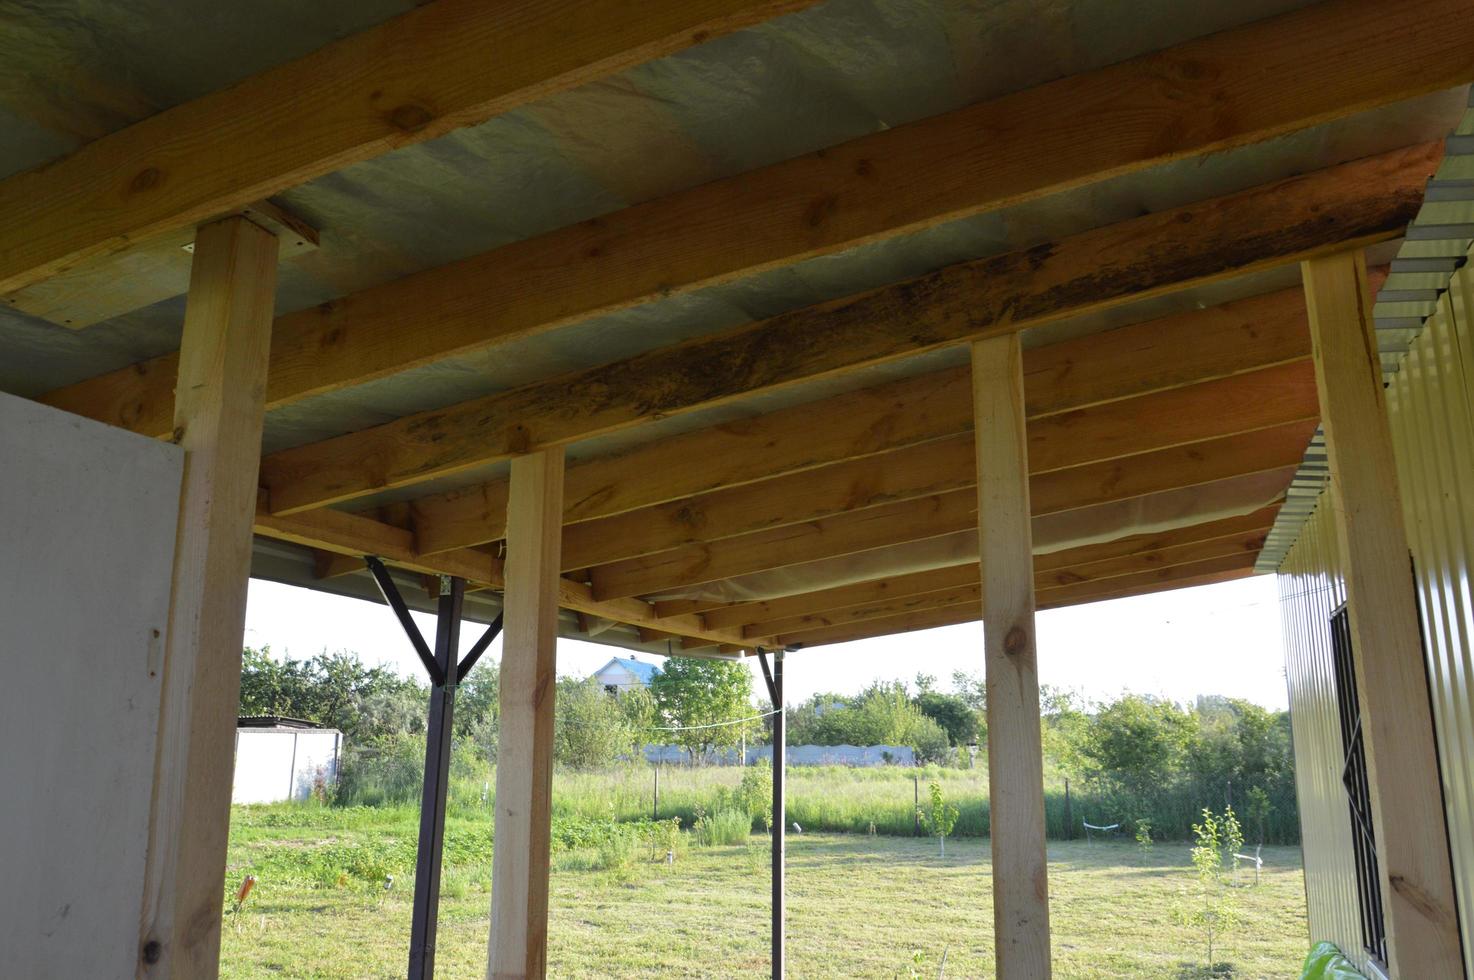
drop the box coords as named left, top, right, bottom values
left=137, top=216, right=279, bottom=977
left=1301, top=251, right=1463, bottom=976
left=971, top=335, right=1052, bottom=978
left=488, top=447, right=565, bottom=979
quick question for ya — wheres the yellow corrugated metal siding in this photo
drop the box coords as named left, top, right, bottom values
left=1279, top=259, right=1474, bottom=976
left=1279, top=499, right=1365, bottom=971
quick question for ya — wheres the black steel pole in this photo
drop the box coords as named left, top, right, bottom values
left=770, top=652, right=786, bottom=980
left=408, top=576, right=464, bottom=980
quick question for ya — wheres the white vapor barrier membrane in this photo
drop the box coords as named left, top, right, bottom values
left=651, top=469, right=1291, bottom=604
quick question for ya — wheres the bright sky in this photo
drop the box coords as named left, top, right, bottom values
left=244, top=573, right=1288, bottom=710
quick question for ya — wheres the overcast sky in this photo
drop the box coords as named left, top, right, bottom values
left=244, top=572, right=1287, bottom=711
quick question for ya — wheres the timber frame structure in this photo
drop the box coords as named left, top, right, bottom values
left=3, top=0, right=1474, bottom=977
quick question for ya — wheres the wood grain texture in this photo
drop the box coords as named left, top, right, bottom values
left=586, top=420, right=1309, bottom=601
left=747, top=528, right=1270, bottom=638
left=0, top=0, right=815, bottom=295
left=413, top=286, right=1314, bottom=555
left=251, top=500, right=749, bottom=649
left=256, top=144, right=1431, bottom=515
left=558, top=364, right=1316, bottom=570
left=137, top=218, right=279, bottom=979
left=488, top=448, right=564, bottom=979
left=703, top=506, right=1279, bottom=633
left=1302, top=251, right=1463, bottom=976
left=972, top=335, right=1052, bottom=978
left=36, top=0, right=1473, bottom=434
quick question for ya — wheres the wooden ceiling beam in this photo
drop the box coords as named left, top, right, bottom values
left=758, top=529, right=1267, bottom=639
left=779, top=554, right=1261, bottom=647
left=0, top=0, right=815, bottom=295
left=250, top=499, right=752, bottom=650
left=38, top=0, right=1472, bottom=436
left=589, top=423, right=1310, bottom=601
left=559, top=361, right=1316, bottom=570
left=713, top=504, right=1279, bottom=633
left=253, top=144, right=1429, bottom=515
left=412, top=283, right=1318, bottom=555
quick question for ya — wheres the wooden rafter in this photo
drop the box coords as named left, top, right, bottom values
left=735, top=525, right=1273, bottom=638
left=251, top=144, right=1429, bottom=515
left=558, top=362, right=1316, bottom=572
left=0, top=0, right=816, bottom=294
left=586, top=419, right=1311, bottom=601
left=251, top=499, right=755, bottom=649
left=779, top=555, right=1262, bottom=648
left=411, top=283, right=1319, bottom=556
left=34, top=0, right=1474, bottom=437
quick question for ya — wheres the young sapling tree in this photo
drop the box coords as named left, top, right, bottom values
left=916, top=781, right=960, bottom=856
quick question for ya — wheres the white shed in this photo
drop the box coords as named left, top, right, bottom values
left=232, top=717, right=342, bottom=804
left=591, top=656, right=660, bottom=694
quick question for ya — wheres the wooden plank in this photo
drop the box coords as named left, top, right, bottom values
left=588, top=422, right=1311, bottom=601
left=251, top=501, right=750, bottom=649
left=38, top=0, right=1474, bottom=431
left=972, top=335, right=1051, bottom=977
left=313, top=549, right=363, bottom=579
left=746, top=528, right=1270, bottom=637
left=413, top=284, right=1315, bottom=555
left=558, top=363, right=1316, bottom=570
left=4, top=200, right=317, bottom=330
left=1301, top=250, right=1462, bottom=976
left=777, top=560, right=1263, bottom=647
left=137, top=217, right=279, bottom=979
left=704, top=506, right=1280, bottom=632
left=0, top=0, right=816, bottom=295
left=255, top=145, right=1431, bottom=515
left=656, top=467, right=1295, bottom=619
left=1037, top=552, right=1258, bottom=607
left=488, top=448, right=564, bottom=979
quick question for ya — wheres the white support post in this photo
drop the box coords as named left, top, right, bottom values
left=137, top=216, right=280, bottom=977
left=488, top=447, right=565, bottom=979
left=1302, top=250, right=1463, bottom=976
left=972, top=334, right=1052, bottom=978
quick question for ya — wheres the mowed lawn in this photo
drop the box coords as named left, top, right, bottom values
left=221, top=808, right=1307, bottom=978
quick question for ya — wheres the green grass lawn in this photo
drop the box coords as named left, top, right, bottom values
left=222, top=806, right=1306, bottom=978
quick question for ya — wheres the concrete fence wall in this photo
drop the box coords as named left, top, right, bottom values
left=641, top=743, right=916, bottom=766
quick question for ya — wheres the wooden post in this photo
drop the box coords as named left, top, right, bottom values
left=137, top=216, right=280, bottom=977
left=971, top=334, right=1052, bottom=978
left=488, top=447, right=564, bottom=980
left=1301, top=251, right=1463, bottom=976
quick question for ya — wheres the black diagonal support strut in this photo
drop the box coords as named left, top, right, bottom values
left=364, top=558, right=501, bottom=980
left=756, top=647, right=786, bottom=980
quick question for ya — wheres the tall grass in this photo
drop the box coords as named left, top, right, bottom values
left=333, top=745, right=1299, bottom=843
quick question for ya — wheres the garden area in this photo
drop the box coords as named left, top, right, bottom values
left=222, top=796, right=1307, bottom=978
left=227, top=649, right=1309, bottom=975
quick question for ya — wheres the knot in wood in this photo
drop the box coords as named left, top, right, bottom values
left=1003, top=625, right=1029, bottom=657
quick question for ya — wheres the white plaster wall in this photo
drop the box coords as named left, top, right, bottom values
left=0, top=392, right=183, bottom=979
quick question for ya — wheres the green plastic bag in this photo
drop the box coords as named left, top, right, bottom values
left=1300, top=942, right=1369, bottom=980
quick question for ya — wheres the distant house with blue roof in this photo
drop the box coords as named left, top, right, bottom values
left=591, top=656, right=660, bottom=694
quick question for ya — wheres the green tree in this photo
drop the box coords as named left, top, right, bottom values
left=914, top=691, right=977, bottom=746
left=650, top=658, right=755, bottom=762
left=555, top=677, right=642, bottom=768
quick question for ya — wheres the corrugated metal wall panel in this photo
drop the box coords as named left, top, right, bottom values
left=1280, top=255, right=1474, bottom=975
left=1386, top=273, right=1474, bottom=973
left=1280, top=500, right=1366, bottom=971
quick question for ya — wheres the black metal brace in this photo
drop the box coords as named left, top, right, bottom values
left=756, top=647, right=786, bottom=980
left=365, top=556, right=503, bottom=980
